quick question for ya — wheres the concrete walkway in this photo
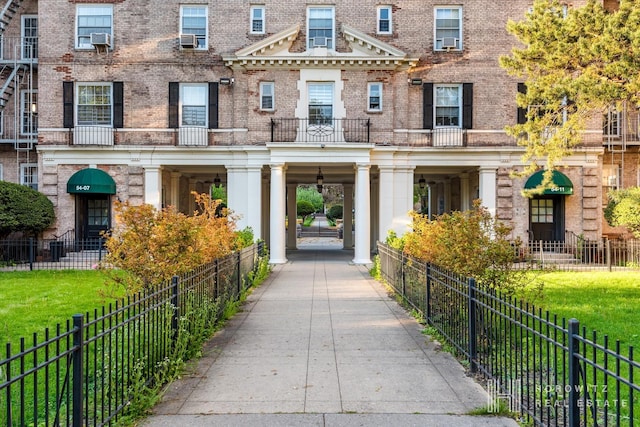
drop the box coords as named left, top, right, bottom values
left=142, top=244, right=518, bottom=427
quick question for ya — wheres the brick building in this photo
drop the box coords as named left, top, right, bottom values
left=0, top=0, right=625, bottom=263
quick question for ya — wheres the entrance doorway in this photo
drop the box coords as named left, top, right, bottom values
left=529, top=197, right=565, bottom=241
left=76, top=195, right=111, bottom=249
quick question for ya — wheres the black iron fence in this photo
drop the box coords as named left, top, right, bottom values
left=519, top=233, right=640, bottom=271
left=0, top=236, right=107, bottom=271
left=270, top=118, right=370, bottom=143
left=0, top=243, right=266, bottom=426
left=377, top=242, right=639, bottom=426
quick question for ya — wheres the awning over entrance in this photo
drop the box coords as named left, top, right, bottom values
left=67, top=168, right=116, bottom=194
left=524, top=170, right=573, bottom=195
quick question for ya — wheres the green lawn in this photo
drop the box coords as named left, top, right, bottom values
left=536, top=270, right=640, bottom=350
left=0, top=270, right=118, bottom=346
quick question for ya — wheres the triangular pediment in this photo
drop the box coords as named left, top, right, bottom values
left=222, top=23, right=419, bottom=71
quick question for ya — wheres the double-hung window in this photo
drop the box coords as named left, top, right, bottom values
left=77, top=83, right=113, bottom=126
left=260, top=82, right=274, bottom=111
left=434, top=7, right=462, bottom=50
left=21, top=15, right=37, bottom=59
left=76, top=5, right=113, bottom=49
left=21, top=90, right=37, bottom=135
left=308, top=83, right=333, bottom=126
left=308, top=7, right=334, bottom=49
left=603, top=108, right=621, bottom=137
left=181, top=6, right=207, bottom=49
left=377, top=6, right=392, bottom=34
left=180, top=84, right=207, bottom=126
left=435, top=85, right=461, bottom=127
left=251, top=6, right=265, bottom=34
left=368, top=82, right=382, bottom=112
left=20, top=163, right=37, bottom=190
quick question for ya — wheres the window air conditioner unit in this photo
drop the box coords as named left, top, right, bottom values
left=90, top=33, right=111, bottom=47
left=312, top=37, right=327, bottom=47
left=180, top=34, right=198, bottom=48
left=441, top=37, right=458, bottom=49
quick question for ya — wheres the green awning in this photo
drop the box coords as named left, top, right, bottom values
left=67, top=168, right=116, bottom=194
left=524, top=170, right=573, bottom=195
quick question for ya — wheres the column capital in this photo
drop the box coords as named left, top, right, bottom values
left=355, top=163, right=371, bottom=171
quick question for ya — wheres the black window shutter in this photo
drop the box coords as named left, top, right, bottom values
left=422, top=83, right=433, bottom=130
left=209, top=82, right=219, bottom=129
left=63, top=81, right=74, bottom=128
left=168, top=82, right=179, bottom=128
left=462, top=83, right=473, bottom=129
left=517, top=83, right=527, bottom=124
left=113, top=82, right=123, bottom=128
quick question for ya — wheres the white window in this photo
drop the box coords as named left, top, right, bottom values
left=77, top=83, right=112, bottom=126
left=250, top=6, right=265, bottom=34
left=435, top=84, right=461, bottom=127
left=21, top=90, right=37, bottom=135
left=377, top=6, right=392, bottom=34
left=308, top=83, right=333, bottom=125
left=603, top=165, right=620, bottom=189
left=604, top=109, right=621, bottom=137
left=434, top=7, right=462, bottom=50
left=0, top=163, right=3, bottom=180
left=307, top=7, right=334, bottom=49
left=180, top=83, right=207, bottom=126
left=76, top=5, right=113, bottom=49
left=368, top=82, right=382, bottom=112
left=181, top=6, right=208, bottom=49
left=21, top=15, right=37, bottom=59
left=20, top=163, right=37, bottom=190
left=260, top=82, right=274, bottom=111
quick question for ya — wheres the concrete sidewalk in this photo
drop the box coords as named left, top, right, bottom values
left=142, top=247, right=517, bottom=427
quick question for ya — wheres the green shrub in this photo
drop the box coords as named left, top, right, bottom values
left=297, top=200, right=315, bottom=221
left=0, top=181, right=55, bottom=238
left=326, top=204, right=343, bottom=221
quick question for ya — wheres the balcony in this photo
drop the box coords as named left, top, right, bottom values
left=270, top=118, right=370, bottom=143
left=0, top=36, right=38, bottom=63
left=73, top=126, right=114, bottom=146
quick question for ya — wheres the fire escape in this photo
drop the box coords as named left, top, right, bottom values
left=0, top=0, right=37, bottom=177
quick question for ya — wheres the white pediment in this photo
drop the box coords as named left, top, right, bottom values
left=222, top=23, right=419, bottom=71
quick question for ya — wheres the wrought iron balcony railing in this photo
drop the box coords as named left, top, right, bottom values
left=270, top=118, right=370, bottom=143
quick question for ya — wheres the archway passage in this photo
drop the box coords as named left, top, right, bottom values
left=291, top=183, right=346, bottom=251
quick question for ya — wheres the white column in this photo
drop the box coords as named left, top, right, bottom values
left=262, top=174, right=270, bottom=245
left=353, top=163, right=371, bottom=264
left=343, top=184, right=353, bottom=249
left=460, top=172, right=470, bottom=211
left=170, top=172, right=181, bottom=211
left=479, top=167, right=498, bottom=217
left=370, top=176, right=379, bottom=249
left=269, top=164, right=287, bottom=264
left=144, top=166, right=162, bottom=210
left=227, top=166, right=263, bottom=237
left=287, top=183, right=298, bottom=249
left=392, top=166, right=414, bottom=235
left=378, top=165, right=394, bottom=241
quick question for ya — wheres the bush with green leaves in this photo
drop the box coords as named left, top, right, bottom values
left=604, top=187, right=640, bottom=237
left=0, top=181, right=55, bottom=238
left=297, top=200, right=315, bottom=222
left=403, top=201, right=536, bottom=298
left=296, top=185, right=323, bottom=213
left=326, top=204, right=343, bottom=221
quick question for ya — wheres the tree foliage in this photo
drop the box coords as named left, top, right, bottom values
left=296, top=185, right=323, bottom=212
left=103, top=192, right=240, bottom=293
left=296, top=200, right=315, bottom=221
left=604, top=187, right=640, bottom=237
left=403, top=201, right=535, bottom=296
left=0, top=181, right=55, bottom=238
left=500, top=0, right=640, bottom=188
left=326, top=204, right=343, bottom=221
